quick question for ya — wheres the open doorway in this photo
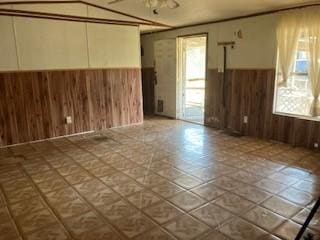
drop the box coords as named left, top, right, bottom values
left=177, top=34, right=207, bottom=124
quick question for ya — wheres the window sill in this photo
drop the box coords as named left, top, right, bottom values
left=273, top=112, right=320, bottom=122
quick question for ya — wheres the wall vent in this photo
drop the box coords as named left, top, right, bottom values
left=157, top=100, right=164, bottom=112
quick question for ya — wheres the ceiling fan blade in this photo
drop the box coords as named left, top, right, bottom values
left=108, top=0, right=125, bottom=4
left=166, top=0, right=179, bottom=9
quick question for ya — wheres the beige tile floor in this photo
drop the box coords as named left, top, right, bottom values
left=0, top=116, right=319, bottom=240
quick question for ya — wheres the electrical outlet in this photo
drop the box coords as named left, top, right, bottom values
left=65, top=116, right=72, bottom=124
left=314, top=143, right=319, bottom=149
left=243, top=116, right=248, bottom=124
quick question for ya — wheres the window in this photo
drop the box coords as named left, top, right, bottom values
left=274, top=6, right=320, bottom=121
left=274, top=33, right=313, bottom=117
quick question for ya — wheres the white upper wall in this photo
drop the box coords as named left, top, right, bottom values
left=141, top=14, right=278, bottom=69
left=0, top=3, right=141, bottom=71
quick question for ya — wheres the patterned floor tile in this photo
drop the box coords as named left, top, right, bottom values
left=259, top=234, right=282, bottom=240
left=242, top=206, right=286, bottom=232
left=113, top=212, right=156, bottom=238
left=211, top=176, right=247, bottom=191
left=89, top=165, right=117, bottom=178
left=173, top=175, right=203, bottom=189
left=37, top=178, right=69, bottom=193
left=100, top=172, right=132, bottom=188
left=10, top=197, right=46, bottom=217
left=164, top=214, right=211, bottom=240
left=281, top=167, right=311, bottom=179
left=273, top=220, right=303, bottom=240
left=127, top=190, right=162, bottom=209
left=191, top=203, right=234, bottom=228
left=142, top=160, right=171, bottom=172
left=232, top=185, right=271, bottom=204
left=0, top=207, right=11, bottom=224
left=261, top=196, right=303, bottom=218
left=6, top=186, right=39, bottom=204
left=132, top=227, right=177, bottom=240
left=136, top=173, right=167, bottom=188
left=123, top=166, right=150, bottom=179
left=74, top=179, right=108, bottom=196
left=292, top=208, right=320, bottom=232
left=64, top=170, right=94, bottom=185
left=293, top=180, right=320, bottom=195
left=25, top=224, right=70, bottom=240
left=245, top=165, right=276, bottom=177
left=45, top=187, right=79, bottom=205
left=0, top=221, right=20, bottom=240
left=2, top=177, right=32, bottom=192
left=78, top=159, right=105, bottom=171
left=30, top=170, right=60, bottom=184
left=151, top=182, right=184, bottom=198
left=191, top=183, right=226, bottom=201
left=112, top=180, right=144, bottom=197
left=84, top=187, right=121, bottom=207
left=213, top=192, right=254, bottom=215
left=98, top=199, right=138, bottom=221
left=23, top=163, right=51, bottom=175
left=277, top=187, right=314, bottom=206
left=0, top=169, right=25, bottom=183
left=63, top=211, right=105, bottom=236
left=169, top=191, right=207, bottom=212
left=111, top=159, right=140, bottom=171
left=0, top=192, right=5, bottom=208
left=228, top=170, right=264, bottom=184
left=56, top=164, right=83, bottom=177
left=16, top=208, right=57, bottom=233
left=219, top=217, right=268, bottom=240
left=75, top=224, right=122, bottom=240
left=54, top=198, right=91, bottom=219
left=200, top=230, right=231, bottom=240
left=254, top=179, right=288, bottom=194
left=156, top=167, right=185, bottom=180
left=267, top=172, right=299, bottom=185
left=144, top=200, right=183, bottom=224
left=1, top=117, right=320, bottom=240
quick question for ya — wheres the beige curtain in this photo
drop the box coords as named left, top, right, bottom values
left=276, top=11, right=301, bottom=87
left=305, top=7, right=320, bottom=116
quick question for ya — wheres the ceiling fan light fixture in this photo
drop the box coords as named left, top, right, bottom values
left=166, top=0, right=180, bottom=9
left=144, top=0, right=161, bottom=8
left=143, top=0, right=179, bottom=9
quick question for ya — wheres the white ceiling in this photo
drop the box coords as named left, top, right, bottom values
left=2, top=0, right=319, bottom=33
left=90, top=0, right=319, bottom=32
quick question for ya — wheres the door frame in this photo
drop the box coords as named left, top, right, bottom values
left=176, top=32, right=209, bottom=124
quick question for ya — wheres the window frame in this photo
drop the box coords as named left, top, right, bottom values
left=273, top=44, right=320, bottom=122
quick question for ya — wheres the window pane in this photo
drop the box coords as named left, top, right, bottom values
left=276, top=85, right=311, bottom=116
left=295, top=60, right=308, bottom=73
left=274, top=31, right=314, bottom=118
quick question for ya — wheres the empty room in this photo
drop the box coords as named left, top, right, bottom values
left=0, top=0, right=320, bottom=240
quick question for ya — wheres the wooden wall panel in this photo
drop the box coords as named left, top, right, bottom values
left=141, top=67, right=320, bottom=149
left=0, top=68, right=143, bottom=146
left=204, top=68, right=320, bottom=149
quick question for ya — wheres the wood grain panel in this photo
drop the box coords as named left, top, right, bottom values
left=0, top=68, right=143, bottom=146
left=205, top=68, right=320, bottom=149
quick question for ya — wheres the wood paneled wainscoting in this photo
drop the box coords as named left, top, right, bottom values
left=141, top=67, right=320, bottom=149
left=0, top=68, right=143, bottom=146
left=205, top=68, right=320, bottom=149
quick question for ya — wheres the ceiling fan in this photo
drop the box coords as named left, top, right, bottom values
left=108, top=0, right=180, bottom=10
